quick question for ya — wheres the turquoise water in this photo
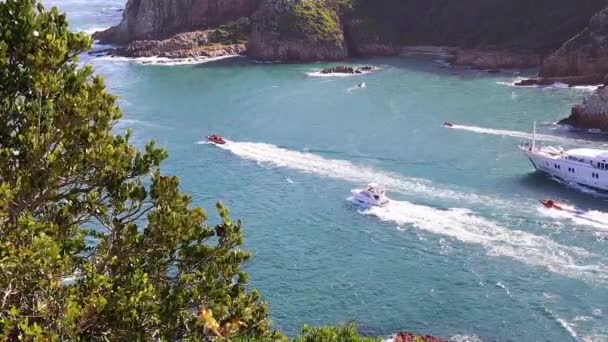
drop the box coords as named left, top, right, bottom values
left=48, top=2, right=608, bottom=340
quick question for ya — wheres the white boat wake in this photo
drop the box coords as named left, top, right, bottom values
left=214, top=140, right=510, bottom=207
left=448, top=124, right=608, bottom=147
left=203, top=139, right=608, bottom=284
left=360, top=199, right=608, bottom=284
left=539, top=205, right=608, bottom=232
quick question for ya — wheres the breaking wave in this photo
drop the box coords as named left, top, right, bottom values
left=497, top=78, right=600, bottom=92
left=95, top=54, right=242, bottom=66
left=360, top=199, right=608, bottom=284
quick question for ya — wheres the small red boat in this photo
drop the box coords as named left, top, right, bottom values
left=540, top=199, right=563, bottom=211
left=443, top=122, right=454, bottom=128
left=207, top=134, right=226, bottom=145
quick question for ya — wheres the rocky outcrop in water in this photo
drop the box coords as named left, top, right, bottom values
left=247, top=0, right=348, bottom=61
left=559, top=86, right=608, bottom=131
left=320, top=65, right=375, bottom=74
left=393, top=332, right=447, bottom=342
left=514, top=74, right=608, bottom=87
left=541, top=7, right=608, bottom=79
left=98, top=18, right=249, bottom=59
left=94, top=0, right=259, bottom=44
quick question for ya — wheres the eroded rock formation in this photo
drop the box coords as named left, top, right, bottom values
left=560, top=86, right=608, bottom=131
left=94, top=0, right=259, bottom=44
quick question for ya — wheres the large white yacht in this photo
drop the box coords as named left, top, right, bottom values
left=520, top=124, right=608, bottom=191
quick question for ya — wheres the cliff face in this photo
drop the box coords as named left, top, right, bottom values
left=95, top=0, right=260, bottom=44
left=247, top=0, right=348, bottom=61
left=345, top=0, right=605, bottom=54
left=97, top=0, right=608, bottom=64
left=541, top=8, right=608, bottom=78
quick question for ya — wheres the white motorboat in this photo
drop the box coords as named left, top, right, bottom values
left=351, top=183, right=389, bottom=206
left=520, top=122, right=608, bottom=191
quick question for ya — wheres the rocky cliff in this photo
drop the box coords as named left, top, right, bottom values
left=95, top=0, right=259, bottom=44
left=541, top=7, right=608, bottom=79
left=97, top=0, right=608, bottom=65
left=345, top=0, right=605, bottom=54
left=247, top=0, right=348, bottom=61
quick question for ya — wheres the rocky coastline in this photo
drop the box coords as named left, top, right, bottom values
left=93, top=0, right=608, bottom=131
left=392, top=332, right=447, bottom=342
left=96, top=29, right=246, bottom=59
left=95, top=0, right=607, bottom=70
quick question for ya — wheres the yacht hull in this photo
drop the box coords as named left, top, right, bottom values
left=522, top=148, right=608, bottom=191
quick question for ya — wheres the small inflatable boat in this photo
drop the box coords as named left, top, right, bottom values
left=207, top=134, right=226, bottom=145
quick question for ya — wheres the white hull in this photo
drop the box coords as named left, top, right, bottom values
left=522, top=147, right=608, bottom=191
left=351, top=190, right=389, bottom=206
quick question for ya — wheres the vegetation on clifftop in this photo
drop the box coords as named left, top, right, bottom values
left=278, top=0, right=343, bottom=44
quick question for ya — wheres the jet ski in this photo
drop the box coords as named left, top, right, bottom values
left=443, top=122, right=454, bottom=128
left=540, top=199, right=564, bottom=211
left=540, top=199, right=586, bottom=215
left=351, top=183, right=389, bottom=207
left=207, top=134, right=226, bottom=145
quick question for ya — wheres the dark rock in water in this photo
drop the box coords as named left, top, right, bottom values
left=320, top=65, right=376, bottom=74
left=515, top=79, right=542, bottom=86
left=321, top=66, right=355, bottom=74
left=515, top=74, right=608, bottom=87
left=393, top=332, right=447, bottom=342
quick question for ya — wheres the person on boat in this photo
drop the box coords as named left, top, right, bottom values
left=207, top=134, right=226, bottom=144
left=443, top=122, right=454, bottom=128
left=540, top=199, right=563, bottom=211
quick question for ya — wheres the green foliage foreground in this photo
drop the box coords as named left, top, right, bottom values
left=0, top=0, right=275, bottom=340
left=0, top=0, right=383, bottom=341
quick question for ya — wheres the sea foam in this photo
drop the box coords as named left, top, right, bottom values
left=361, top=199, right=608, bottom=284
left=96, top=54, right=242, bottom=66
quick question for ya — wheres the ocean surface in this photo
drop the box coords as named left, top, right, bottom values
left=46, top=1, right=608, bottom=341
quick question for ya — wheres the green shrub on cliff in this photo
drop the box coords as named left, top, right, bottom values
left=278, top=0, right=343, bottom=44
left=214, top=18, right=251, bottom=45
left=0, top=0, right=276, bottom=340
